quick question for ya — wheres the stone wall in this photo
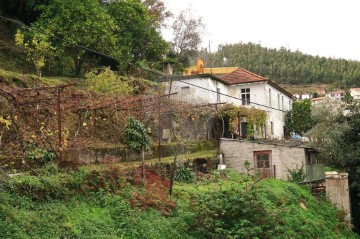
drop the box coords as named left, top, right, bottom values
left=220, top=139, right=306, bottom=180
left=325, top=172, right=351, bottom=222
left=63, top=148, right=153, bottom=165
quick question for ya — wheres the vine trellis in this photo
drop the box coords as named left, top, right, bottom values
left=0, top=81, right=267, bottom=166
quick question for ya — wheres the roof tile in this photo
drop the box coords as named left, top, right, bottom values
left=220, top=67, right=268, bottom=84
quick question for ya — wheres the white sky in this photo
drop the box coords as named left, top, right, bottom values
left=162, top=0, right=360, bottom=61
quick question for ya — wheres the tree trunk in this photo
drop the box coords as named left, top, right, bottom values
left=142, top=147, right=146, bottom=186
left=75, top=57, right=84, bottom=76
left=18, top=0, right=24, bottom=18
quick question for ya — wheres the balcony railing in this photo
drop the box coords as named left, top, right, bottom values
left=303, top=164, right=325, bottom=182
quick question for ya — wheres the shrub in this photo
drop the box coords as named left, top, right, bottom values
left=288, top=165, right=307, bottom=183
left=174, top=167, right=194, bottom=183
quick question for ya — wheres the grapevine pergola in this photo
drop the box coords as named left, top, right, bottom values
left=0, top=81, right=267, bottom=166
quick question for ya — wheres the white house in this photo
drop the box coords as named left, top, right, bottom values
left=325, top=90, right=344, bottom=101
left=162, top=68, right=294, bottom=139
left=293, top=93, right=313, bottom=100
left=350, top=88, right=360, bottom=100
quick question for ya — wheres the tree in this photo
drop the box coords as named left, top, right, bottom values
left=106, top=0, right=169, bottom=69
left=306, top=100, right=347, bottom=164
left=15, top=30, right=53, bottom=77
left=171, top=9, right=204, bottom=67
left=285, top=99, right=314, bottom=135
left=343, top=88, right=354, bottom=104
left=307, top=101, right=360, bottom=230
left=142, top=0, right=172, bottom=28
left=124, top=117, right=151, bottom=185
left=32, top=0, right=119, bottom=76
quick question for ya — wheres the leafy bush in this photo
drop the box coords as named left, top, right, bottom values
left=288, top=165, right=307, bottom=183
left=85, top=67, right=134, bottom=96
left=0, top=167, right=357, bottom=239
left=26, top=143, right=55, bottom=164
left=174, top=166, right=194, bottom=183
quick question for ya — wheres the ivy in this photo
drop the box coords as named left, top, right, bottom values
left=218, top=104, right=267, bottom=138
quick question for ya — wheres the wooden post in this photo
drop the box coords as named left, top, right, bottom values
left=215, top=105, right=220, bottom=154
left=157, top=88, right=162, bottom=162
left=142, top=147, right=146, bottom=185
left=273, top=165, right=276, bottom=178
left=237, top=111, right=241, bottom=138
left=57, top=88, right=62, bottom=162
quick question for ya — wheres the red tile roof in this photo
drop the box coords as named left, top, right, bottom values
left=220, top=67, right=268, bottom=84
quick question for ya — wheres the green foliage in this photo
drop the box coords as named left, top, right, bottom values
left=285, top=99, right=314, bottom=135
left=106, top=0, right=168, bottom=69
left=0, top=168, right=357, bottom=238
left=174, top=166, right=194, bottom=183
left=192, top=140, right=215, bottom=151
left=124, top=117, right=151, bottom=152
left=25, top=144, right=55, bottom=164
left=31, top=0, right=119, bottom=75
left=0, top=191, right=189, bottom=239
left=84, top=67, right=134, bottom=96
left=15, top=30, right=54, bottom=77
left=306, top=100, right=347, bottom=164
left=344, top=88, right=354, bottom=104
left=201, top=42, right=360, bottom=86
left=288, top=165, right=307, bottom=183
left=219, top=104, right=267, bottom=138
left=176, top=178, right=357, bottom=239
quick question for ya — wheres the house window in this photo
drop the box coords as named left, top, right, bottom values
left=241, top=88, right=250, bottom=105
left=217, top=87, right=221, bottom=103
left=181, top=86, right=190, bottom=94
left=269, top=89, right=272, bottom=106
left=271, top=121, right=274, bottom=135
left=254, top=150, right=272, bottom=178
left=281, top=96, right=284, bottom=110
left=278, top=94, right=280, bottom=109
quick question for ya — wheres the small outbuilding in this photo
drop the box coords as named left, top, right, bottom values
left=220, top=138, right=324, bottom=181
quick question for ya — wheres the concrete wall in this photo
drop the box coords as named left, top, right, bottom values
left=163, top=78, right=293, bottom=139
left=325, top=172, right=351, bottom=222
left=220, top=139, right=306, bottom=180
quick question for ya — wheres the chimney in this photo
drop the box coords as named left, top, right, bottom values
left=163, top=62, right=173, bottom=76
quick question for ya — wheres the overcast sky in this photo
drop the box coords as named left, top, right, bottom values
left=162, top=0, right=360, bottom=61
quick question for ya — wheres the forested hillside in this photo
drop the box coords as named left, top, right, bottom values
left=199, top=42, right=360, bottom=86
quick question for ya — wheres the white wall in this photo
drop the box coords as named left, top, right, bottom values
left=163, top=77, right=293, bottom=138
left=350, top=89, right=360, bottom=100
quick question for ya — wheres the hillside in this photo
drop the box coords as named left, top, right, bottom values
left=198, top=42, right=360, bottom=86
left=0, top=165, right=357, bottom=239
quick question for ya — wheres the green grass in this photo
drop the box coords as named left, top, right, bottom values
left=0, top=68, right=76, bottom=88
left=0, top=164, right=358, bottom=238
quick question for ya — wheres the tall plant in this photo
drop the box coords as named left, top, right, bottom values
left=124, top=117, right=151, bottom=185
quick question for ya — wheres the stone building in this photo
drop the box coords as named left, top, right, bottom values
left=219, top=138, right=324, bottom=181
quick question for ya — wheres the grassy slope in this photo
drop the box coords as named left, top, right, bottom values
left=0, top=68, right=76, bottom=87
left=0, top=167, right=358, bottom=239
